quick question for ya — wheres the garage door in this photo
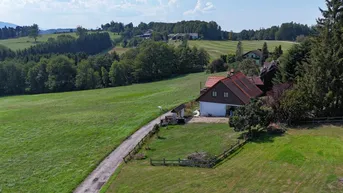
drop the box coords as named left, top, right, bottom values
left=200, top=102, right=227, bottom=117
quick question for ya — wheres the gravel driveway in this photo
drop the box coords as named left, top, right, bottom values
left=188, top=117, right=229, bottom=124
left=74, top=112, right=170, bottom=193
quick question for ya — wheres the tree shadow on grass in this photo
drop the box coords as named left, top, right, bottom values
left=249, top=130, right=285, bottom=144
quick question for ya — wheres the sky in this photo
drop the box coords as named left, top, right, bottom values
left=0, top=0, right=326, bottom=32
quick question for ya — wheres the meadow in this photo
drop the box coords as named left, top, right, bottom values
left=107, top=40, right=296, bottom=60
left=188, top=40, right=296, bottom=60
left=106, top=125, right=343, bottom=193
left=0, top=72, right=212, bottom=193
left=0, top=32, right=120, bottom=51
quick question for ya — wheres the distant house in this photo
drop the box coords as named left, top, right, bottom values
left=137, top=29, right=153, bottom=39
left=243, top=49, right=263, bottom=65
left=169, top=33, right=199, bottom=40
left=196, top=72, right=263, bottom=117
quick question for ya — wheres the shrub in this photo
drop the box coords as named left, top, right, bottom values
left=187, top=152, right=215, bottom=164
left=206, top=58, right=226, bottom=73
left=134, top=153, right=146, bottom=160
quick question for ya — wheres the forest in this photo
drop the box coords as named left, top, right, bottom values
left=0, top=26, right=32, bottom=40
left=101, top=20, right=313, bottom=41
left=0, top=40, right=209, bottom=96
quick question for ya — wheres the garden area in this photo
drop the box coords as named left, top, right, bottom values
left=105, top=125, right=343, bottom=193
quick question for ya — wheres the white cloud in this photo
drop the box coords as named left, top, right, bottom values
left=183, top=0, right=215, bottom=15
left=0, top=0, right=186, bottom=28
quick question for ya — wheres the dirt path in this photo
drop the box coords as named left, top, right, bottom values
left=74, top=112, right=169, bottom=193
left=188, top=117, right=229, bottom=124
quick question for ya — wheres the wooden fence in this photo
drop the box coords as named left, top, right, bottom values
left=298, top=117, right=343, bottom=124
left=150, top=136, right=249, bottom=168
left=123, top=124, right=160, bottom=163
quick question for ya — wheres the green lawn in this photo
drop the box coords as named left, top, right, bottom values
left=106, top=125, right=343, bottom=193
left=141, top=124, right=240, bottom=159
left=0, top=72, right=213, bottom=193
left=0, top=32, right=120, bottom=51
left=109, top=46, right=130, bottom=55
left=188, top=40, right=296, bottom=60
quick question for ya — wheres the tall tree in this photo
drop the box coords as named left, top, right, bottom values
left=101, top=67, right=109, bottom=87
left=75, top=60, right=100, bottom=90
left=261, top=42, right=269, bottom=64
left=46, top=56, right=76, bottom=92
left=281, top=0, right=343, bottom=120
left=235, top=41, right=243, bottom=62
left=29, top=24, right=39, bottom=42
left=76, top=26, right=87, bottom=37
left=27, top=58, right=48, bottom=93
left=238, top=59, right=260, bottom=76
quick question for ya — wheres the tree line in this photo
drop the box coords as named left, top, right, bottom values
left=101, top=20, right=314, bottom=42
left=0, top=40, right=209, bottom=96
left=12, top=32, right=112, bottom=59
left=101, top=20, right=223, bottom=40
left=228, top=22, right=316, bottom=41
left=231, top=0, right=343, bottom=130
left=0, top=26, right=32, bottom=40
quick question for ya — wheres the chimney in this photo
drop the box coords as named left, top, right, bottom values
left=227, top=69, right=235, bottom=77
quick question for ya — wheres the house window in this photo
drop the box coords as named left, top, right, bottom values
left=212, top=91, right=217, bottom=97
left=224, top=92, right=229, bottom=98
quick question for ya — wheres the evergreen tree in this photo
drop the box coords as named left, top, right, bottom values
left=278, top=45, right=283, bottom=56
left=261, top=42, right=269, bottom=64
left=281, top=0, right=343, bottom=119
left=235, top=41, right=243, bottom=62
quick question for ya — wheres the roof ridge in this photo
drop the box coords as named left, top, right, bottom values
left=235, top=75, right=253, bottom=92
left=230, top=76, right=252, bottom=99
left=222, top=78, right=247, bottom=104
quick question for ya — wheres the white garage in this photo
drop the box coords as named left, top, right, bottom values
left=199, top=102, right=227, bottom=117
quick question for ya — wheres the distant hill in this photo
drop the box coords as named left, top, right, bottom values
left=0, top=21, right=18, bottom=28
left=40, top=28, right=76, bottom=35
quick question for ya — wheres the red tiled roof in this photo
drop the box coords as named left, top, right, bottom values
left=247, top=76, right=264, bottom=86
left=222, top=72, right=263, bottom=104
left=199, top=72, right=263, bottom=105
left=205, top=76, right=226, bottom=88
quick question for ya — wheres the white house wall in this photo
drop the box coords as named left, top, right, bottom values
left=200, top=102, right=227, bottom=117
left=199, top=102, right=242, bottom=117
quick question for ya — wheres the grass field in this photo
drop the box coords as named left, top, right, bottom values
left=106, top=125, right=343, bottom=193
left=0, top=72, right=213, bottom=193
left=0, top=32, right=120, bottom=51
left=141, top=124, right=240, bottom=159
left=108, top=40, right=296, bottom=59
left=188, top=40, right=296, bottom=60
left=109, top=46, right=130, bottom=55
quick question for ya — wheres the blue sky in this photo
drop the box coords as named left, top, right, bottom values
left=0, top=0, right=326, bottom=31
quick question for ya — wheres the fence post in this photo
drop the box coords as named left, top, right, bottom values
left=163, top=158, right=166, bottom=166
left=178, top=158, right=181, bottom=165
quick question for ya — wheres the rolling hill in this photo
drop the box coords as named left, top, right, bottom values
left=0, top=21, right=18, bottom=28
left=0, top=72, right=212, bottom=193
left=0, top=32, right=120, bottom=51
left=110, top=40, right=296, bottom=60
left=187, top=40, right=296, bottom=60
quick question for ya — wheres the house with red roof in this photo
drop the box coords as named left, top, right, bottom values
left=196, top=72, right=263, bottom=117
